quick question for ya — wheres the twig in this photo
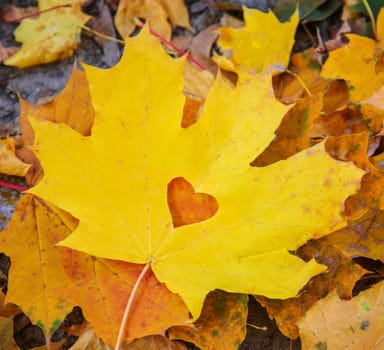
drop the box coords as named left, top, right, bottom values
left=81, top=25, right=125, bottom=44
left=362, top=0, right=377, bottom=39
left=133, top=17, right=206, bottom=71
left=0, top=181, right=28, bottom=192
left=247, top=323, right=267, bottom=331
left=3, top=3, right=71, bottom=23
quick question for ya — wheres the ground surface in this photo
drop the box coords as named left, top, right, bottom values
left=0, top=0, right=344, bottom=349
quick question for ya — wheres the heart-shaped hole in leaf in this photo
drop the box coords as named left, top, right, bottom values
left=167, top=177, right=218, bottom=228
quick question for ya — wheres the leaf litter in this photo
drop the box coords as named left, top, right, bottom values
left=0, top=0, right=380, bottom=350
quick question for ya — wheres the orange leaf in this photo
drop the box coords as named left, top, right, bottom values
left=169, top=290, right=248, bottom=350
left=252, top=94, right=322, bottom=166
left=272, top=48, right=327, bottom=104
left=124, top=335, right=187, bottom=350
left=19, top=63, right=94, bottom=140
left=0, top=195, right=190, bottom=345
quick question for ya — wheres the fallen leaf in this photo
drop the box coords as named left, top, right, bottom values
left=0, top=45, right=19, bottom=63
left=309, top=106, right=380, bottom=139
left=272, top=48, right=327, bottom=104
left=169, top=290, right=248, bottom=350
left=17, top=63, right=94, bottom=185
left=0, top=139, right=31, bottom=177
left=66, top=325, right=111, bottom=350
left=327, top=208, right=384, bottom=261
left=325, top=132, right=384, bottom=216
left=4, top=0, right=89, bottom=68
left=115, top=0, right=190, bottom=40
left=0, top=316, right=19, bottom=350
left=19, top=64, right=94, bottom=139
left=256, top=238, right=367, bottom=339
left=217, top=7, right=299, bottom=80
left=0, top=195, right=190, bottom=346
left=28, top=27, right=363, bottom=319
left=252, top=94, right=323, bottom=166
left=0, top=291, right=21, bottom=318
left=298, top=281, right=384, bottom=350
left=1, top=5, right=38, bottom=23
left=123, top=335, right=187, bottom=350
left=183, top=60, right=215, bottom=99
left=0, top=195, right=78, bottom=340
left=321, top=8, right=384, bottom=103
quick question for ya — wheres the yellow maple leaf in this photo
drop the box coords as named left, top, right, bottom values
left=321, top=8, right=384, bottom=103
left=28, top=27, right=363, bottom=319
left=4, top=0, right=89, bottom=68
left=217, top=7, right=299, bottom=81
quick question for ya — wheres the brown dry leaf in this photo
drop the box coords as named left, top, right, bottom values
left=327, top=208, right=384, bottom=261
left=325, top=132, right=384, bottom=216
left=123, top=335, right=187, bottom=350
left=0, top=44, right=19, bottom=63
left=0, top=316, right=19, bottom=350
left=67, top=325, right=110, bottom=350
left=183, top=61, right=215, bottom=100
left=169, top=290, right=248, bottom=350
left=1, top=5, right=38, bottom=22
left=309, top=106, right=378, bottom=139
left=256, top=238, right=367, bottom=339
left=115, top=0, right=191, bottom=40
left=273, top=48, right=328, bottom=104
left=0, top=139, right=31, bottom=177
left=298, top=281, right=384, bottom=350
left=0, top=195, right=190, bottom=346
left=252, top=94, right=322, bottom=166
left=0, top=290, right=21, bottom=318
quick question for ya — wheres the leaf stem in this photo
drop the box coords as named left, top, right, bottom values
left=133, top=17, right=207, bottom=71
left=81, top=25, right=125, bottom=44
left=247, top=323, right=267, bottom=331
left=0, top=181, right=28, bottom=192
left=114, top=262, right=151, bottom=350
left=285, top=69, right=312, bottom=96
left=3, top=3, right=71, bottom=23
left=45, top=334, right=51, bottom=350
left=362, top=0, right=377, bottom=39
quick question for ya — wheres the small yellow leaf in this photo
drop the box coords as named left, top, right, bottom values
left=4, top=1, right=89, bottom=68
left=321, top=8, right=384, bottom=103
left=217, top=7, right=299, bottom=80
